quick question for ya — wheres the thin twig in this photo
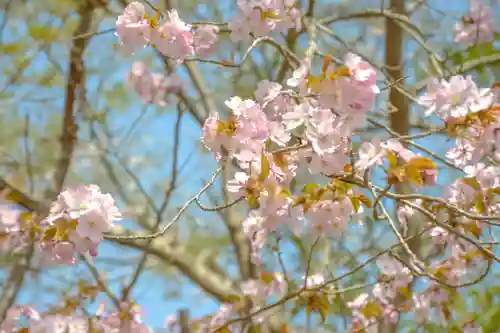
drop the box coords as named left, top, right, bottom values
left=105, top=166, right=223, bottom=240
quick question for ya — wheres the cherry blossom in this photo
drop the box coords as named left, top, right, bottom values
left=286, top=60, right=310, bottom=88
left=128, top=62, right=181, bottom=106
left=454, top=0, right=495, bottom=46
left=97, top=302, right=154, bottom=333
left=115, top=2, right=150, bottom=54
left=0, top=204, right=19, bottom=233
left=308, top=198, right=354, bottom=236
left=446, top=137, right=475, bottom=167
left=242, top=211, right=268, bottom=265
left=413, top=294, right=430, bottom=325
left=355, top=136, right=385, bottom=171
left=419, top=75, right=493, bottom=120
left=229, top=0, right=301, bottom=42
left=241, top=272, right=286, bottom=301
left=152, top=10, right=195, bottom=61
left=193, top=25, right=219, bottom=58
left=304, top=273, right=325, bottom=288
left=46, top=184, right=122, bottom=242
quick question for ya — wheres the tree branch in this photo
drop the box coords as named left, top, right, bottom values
left=49, top=2, right=94, bottom=199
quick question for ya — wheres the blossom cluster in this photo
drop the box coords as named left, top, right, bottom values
left=1, top=302, right=153, bottom=333
left=229, top=0, right=301, bottom=42
left=202, top=52, right=380, bottom=266
left=127, top=61, right=182, bottom=106
left=0, top=184, right=122, bottom=265
left=116, top=2, right=218, bottom=60
left=454, top=0, right=496, bottom=46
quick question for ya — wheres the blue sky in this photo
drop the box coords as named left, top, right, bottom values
left=5, top=0, right=500, bottom=330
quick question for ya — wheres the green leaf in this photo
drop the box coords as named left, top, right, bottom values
left=451, top=51, right=464, bottom=66
left=247, top=196, right=260, bottom=209
left=258, top=151, right=270, bottom=182
left=28, top=25, right=61, bottom=42
left=474, top=194, right=486, bottom=214
left=468, top=45, right=481, bottom=60
left=462, top=177, right=481, bottom=191
left=423, top=323, right=443, bottom=333
left=302, top=183, right=320, bottom=194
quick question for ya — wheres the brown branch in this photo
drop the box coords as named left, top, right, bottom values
left=382, top=1, right=408, bottom=332
left=49, top=2, right=94, bottom=199
left=0, top=244, right=34, bottom=322
left=23, top=115, right=34, bottom=194
left=0, top=177, right=43, bottom=212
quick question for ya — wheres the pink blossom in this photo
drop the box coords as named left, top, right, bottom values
left=454, top=0, right=494, bottom=46
left=115, top=2, right=150, bottom=54
left=376, top=255, right=413, bottom=290
left=227, top=172, right=250, bottom=195
left=475, top=123, right=500, bottom=161
left=300, top=148, right=348, bottom=176
left=100, top=303, right=153, bottom=333
left=307, top=118, right=343, bottom=156
left=193, top=25, right=219, bottom=58
left=128, top=62, right=181, bottom=107
left=254, top=81, right=297, bottom=145
left=418, top=75, right=493, bottom=120
left=413, top=294, right=430, bottom=325
left=46, top=184, right=122, bottom=244
left=429, top=227, right=449, bottom=245
left=164, top=315, right=177, bottom=331
left=465, top=163, right=500, bottom=189
left=210, top=304, right=234, bottom=329
left=258, top=185, right=303, bottom=233
left=282, top=101, right=310, bottom=130
left=201, top=112, right=234, bottom=157
left=303, top=273, right=325, bottom=288
left=1, top=305, right=40, bottom=332
left=383, top=139, right=415, bottom=162
left=286, top=60, right=310, bottom=88
left=152, top=10, right=194, bottom=62
left=444, top=180, right=476, bottom=206
left=396, top=200, right=420, bottom=233
left=241, top=272, right=286, bottom=300
left=355, top=136, right=385, bottom=171
left=339, top=53, right=380, bottom=114
left=29, top=315, right=88, bottom=333
left=242, top=212, right=267, bottom=265
left=41, top=241, right=76, bottom=265
left=309, top=198, right=353, bottom=236
left=232, top=100, right=269, bottom=146
left=0, top=204, right=19, bottom=233
left=446, top=138, right=475, bottom=167
left=229, top=0, right=300, bottom=42
left=200, top=96, right=271, bottom=162
left=255, top=80, right=282, bottom=104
